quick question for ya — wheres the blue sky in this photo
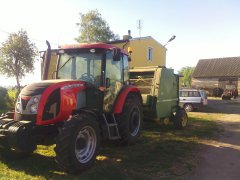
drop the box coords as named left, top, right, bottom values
left=1, top=0, right=240, bottom=86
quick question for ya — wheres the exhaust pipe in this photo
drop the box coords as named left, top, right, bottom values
left=42, top=40, right=51, bottom=80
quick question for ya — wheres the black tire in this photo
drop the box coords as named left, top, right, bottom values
left=116, top=93, right=143, bottom=145
left=184, top=103, right=193, bottom=112
left=55, top=113, right=100, bottom=173
left=174, top=109, right=188, bottom=129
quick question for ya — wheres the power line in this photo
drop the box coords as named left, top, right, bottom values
left=0, top=28, right=59, bottom=46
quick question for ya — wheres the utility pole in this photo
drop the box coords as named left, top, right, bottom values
left=137, top=19, right=142, bottom=38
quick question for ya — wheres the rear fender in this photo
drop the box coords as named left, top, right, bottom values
left=113, top=86, right=141, bottom=114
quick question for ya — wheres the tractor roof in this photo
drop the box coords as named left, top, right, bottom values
left=60, top=43, right=127, bottom=54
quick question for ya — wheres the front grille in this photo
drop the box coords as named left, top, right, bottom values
left=21, top=99, right=29, bottom=110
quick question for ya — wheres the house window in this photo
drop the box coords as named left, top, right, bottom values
left=147, top=47, right=153, bottom=61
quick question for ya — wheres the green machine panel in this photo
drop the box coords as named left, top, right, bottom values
left=156, top=68, right=178, bottom=118
left=129, top=67, right=179, bottom=120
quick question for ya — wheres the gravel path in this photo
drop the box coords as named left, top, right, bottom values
left=188, top=99, right=240, bottom=180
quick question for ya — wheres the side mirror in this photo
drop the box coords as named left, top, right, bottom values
left=106, top=78, right=110, bottom=88
left=113, top=48, right=121, bottom=61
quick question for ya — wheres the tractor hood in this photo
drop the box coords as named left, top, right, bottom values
left=21, top=79, right=86, bottom=96
left=15, top=79, right=87, bottom=125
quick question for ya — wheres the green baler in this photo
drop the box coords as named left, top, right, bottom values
left=130, top=66, right=187, bottom=128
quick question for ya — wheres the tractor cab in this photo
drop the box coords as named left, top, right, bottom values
left=42, top=43, right=131, bottom=113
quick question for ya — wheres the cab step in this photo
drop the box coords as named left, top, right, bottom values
left=102, top=114, right=120, bottom=140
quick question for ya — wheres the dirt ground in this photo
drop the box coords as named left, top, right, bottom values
left=187, top=98, right=240, bottom=180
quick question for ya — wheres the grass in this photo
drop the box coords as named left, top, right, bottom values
left=0, top=112, right=222, bottom=179
left=207, top=96, right=221, bottom=100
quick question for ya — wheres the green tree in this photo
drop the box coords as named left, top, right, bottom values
left=0, top=30, right=37, bottom=93
left=75, top=10, right=119, bottom=43
left=178, top=66, right=195, bottom=87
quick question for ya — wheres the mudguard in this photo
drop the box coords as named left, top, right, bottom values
left=113, top=86, right=141, bottom=114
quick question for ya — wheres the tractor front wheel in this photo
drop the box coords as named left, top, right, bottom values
left=55, top=113, right=100, bottom=173
left=116, top=94, right=143, bottom=145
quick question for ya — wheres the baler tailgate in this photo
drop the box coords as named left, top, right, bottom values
left=130, top=66, right=180, bottom=119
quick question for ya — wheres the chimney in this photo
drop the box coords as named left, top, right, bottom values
left=123, top=30, right=132, bottom=40
left=128, top=30, right=131, bottom=37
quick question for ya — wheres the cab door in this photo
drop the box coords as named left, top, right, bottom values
left=103, top=51, right=123, bottom=112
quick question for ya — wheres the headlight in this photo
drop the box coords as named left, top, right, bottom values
left=29, top=95, right=41, bottom=114
left=30, top=104, right=38, bottom=113
left=33, top=97, right=39, bottom=103
left=16, top=103, right=21, bottom=113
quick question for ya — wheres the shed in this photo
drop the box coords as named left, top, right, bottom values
left=192, top=57, right=240, bottom=95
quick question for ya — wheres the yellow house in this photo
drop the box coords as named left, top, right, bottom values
left=108, top=36, right=167, bottom=68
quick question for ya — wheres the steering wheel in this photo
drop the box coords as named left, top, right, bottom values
left=80, top=73, right=95, bottom=83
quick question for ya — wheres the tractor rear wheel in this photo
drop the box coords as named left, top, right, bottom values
left=173, top=109, right=188, bottom=129
left=116, top=94, right=143, bottom=145
left=55, top=113, right=100, bottom=173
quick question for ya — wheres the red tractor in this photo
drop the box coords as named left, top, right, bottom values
left=0, top=42, right=143, bottom=173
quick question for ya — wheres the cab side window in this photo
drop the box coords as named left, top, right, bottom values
left=105, top=52, right=122, bottom=85
left=122, top=54, right=129, bottom=83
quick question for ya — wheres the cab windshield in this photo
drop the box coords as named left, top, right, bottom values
left=57, top=48, right=103, bottom=85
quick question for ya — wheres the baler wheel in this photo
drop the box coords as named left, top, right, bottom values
left=173, top=109, right=188, bottom=129
left=184, top=103, right=194, bottom=112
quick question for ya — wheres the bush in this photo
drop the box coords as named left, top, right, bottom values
left=0, top=86, right=8, bottom=109
left=6, top=89, right=18, bottom=110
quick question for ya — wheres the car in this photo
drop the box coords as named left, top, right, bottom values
left=179, top=89, right=208, bottom=112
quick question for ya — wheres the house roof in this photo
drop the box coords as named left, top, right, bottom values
left=193, top=57, right=240, bottom=78
left=107, top=36, right=166, bottom=49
